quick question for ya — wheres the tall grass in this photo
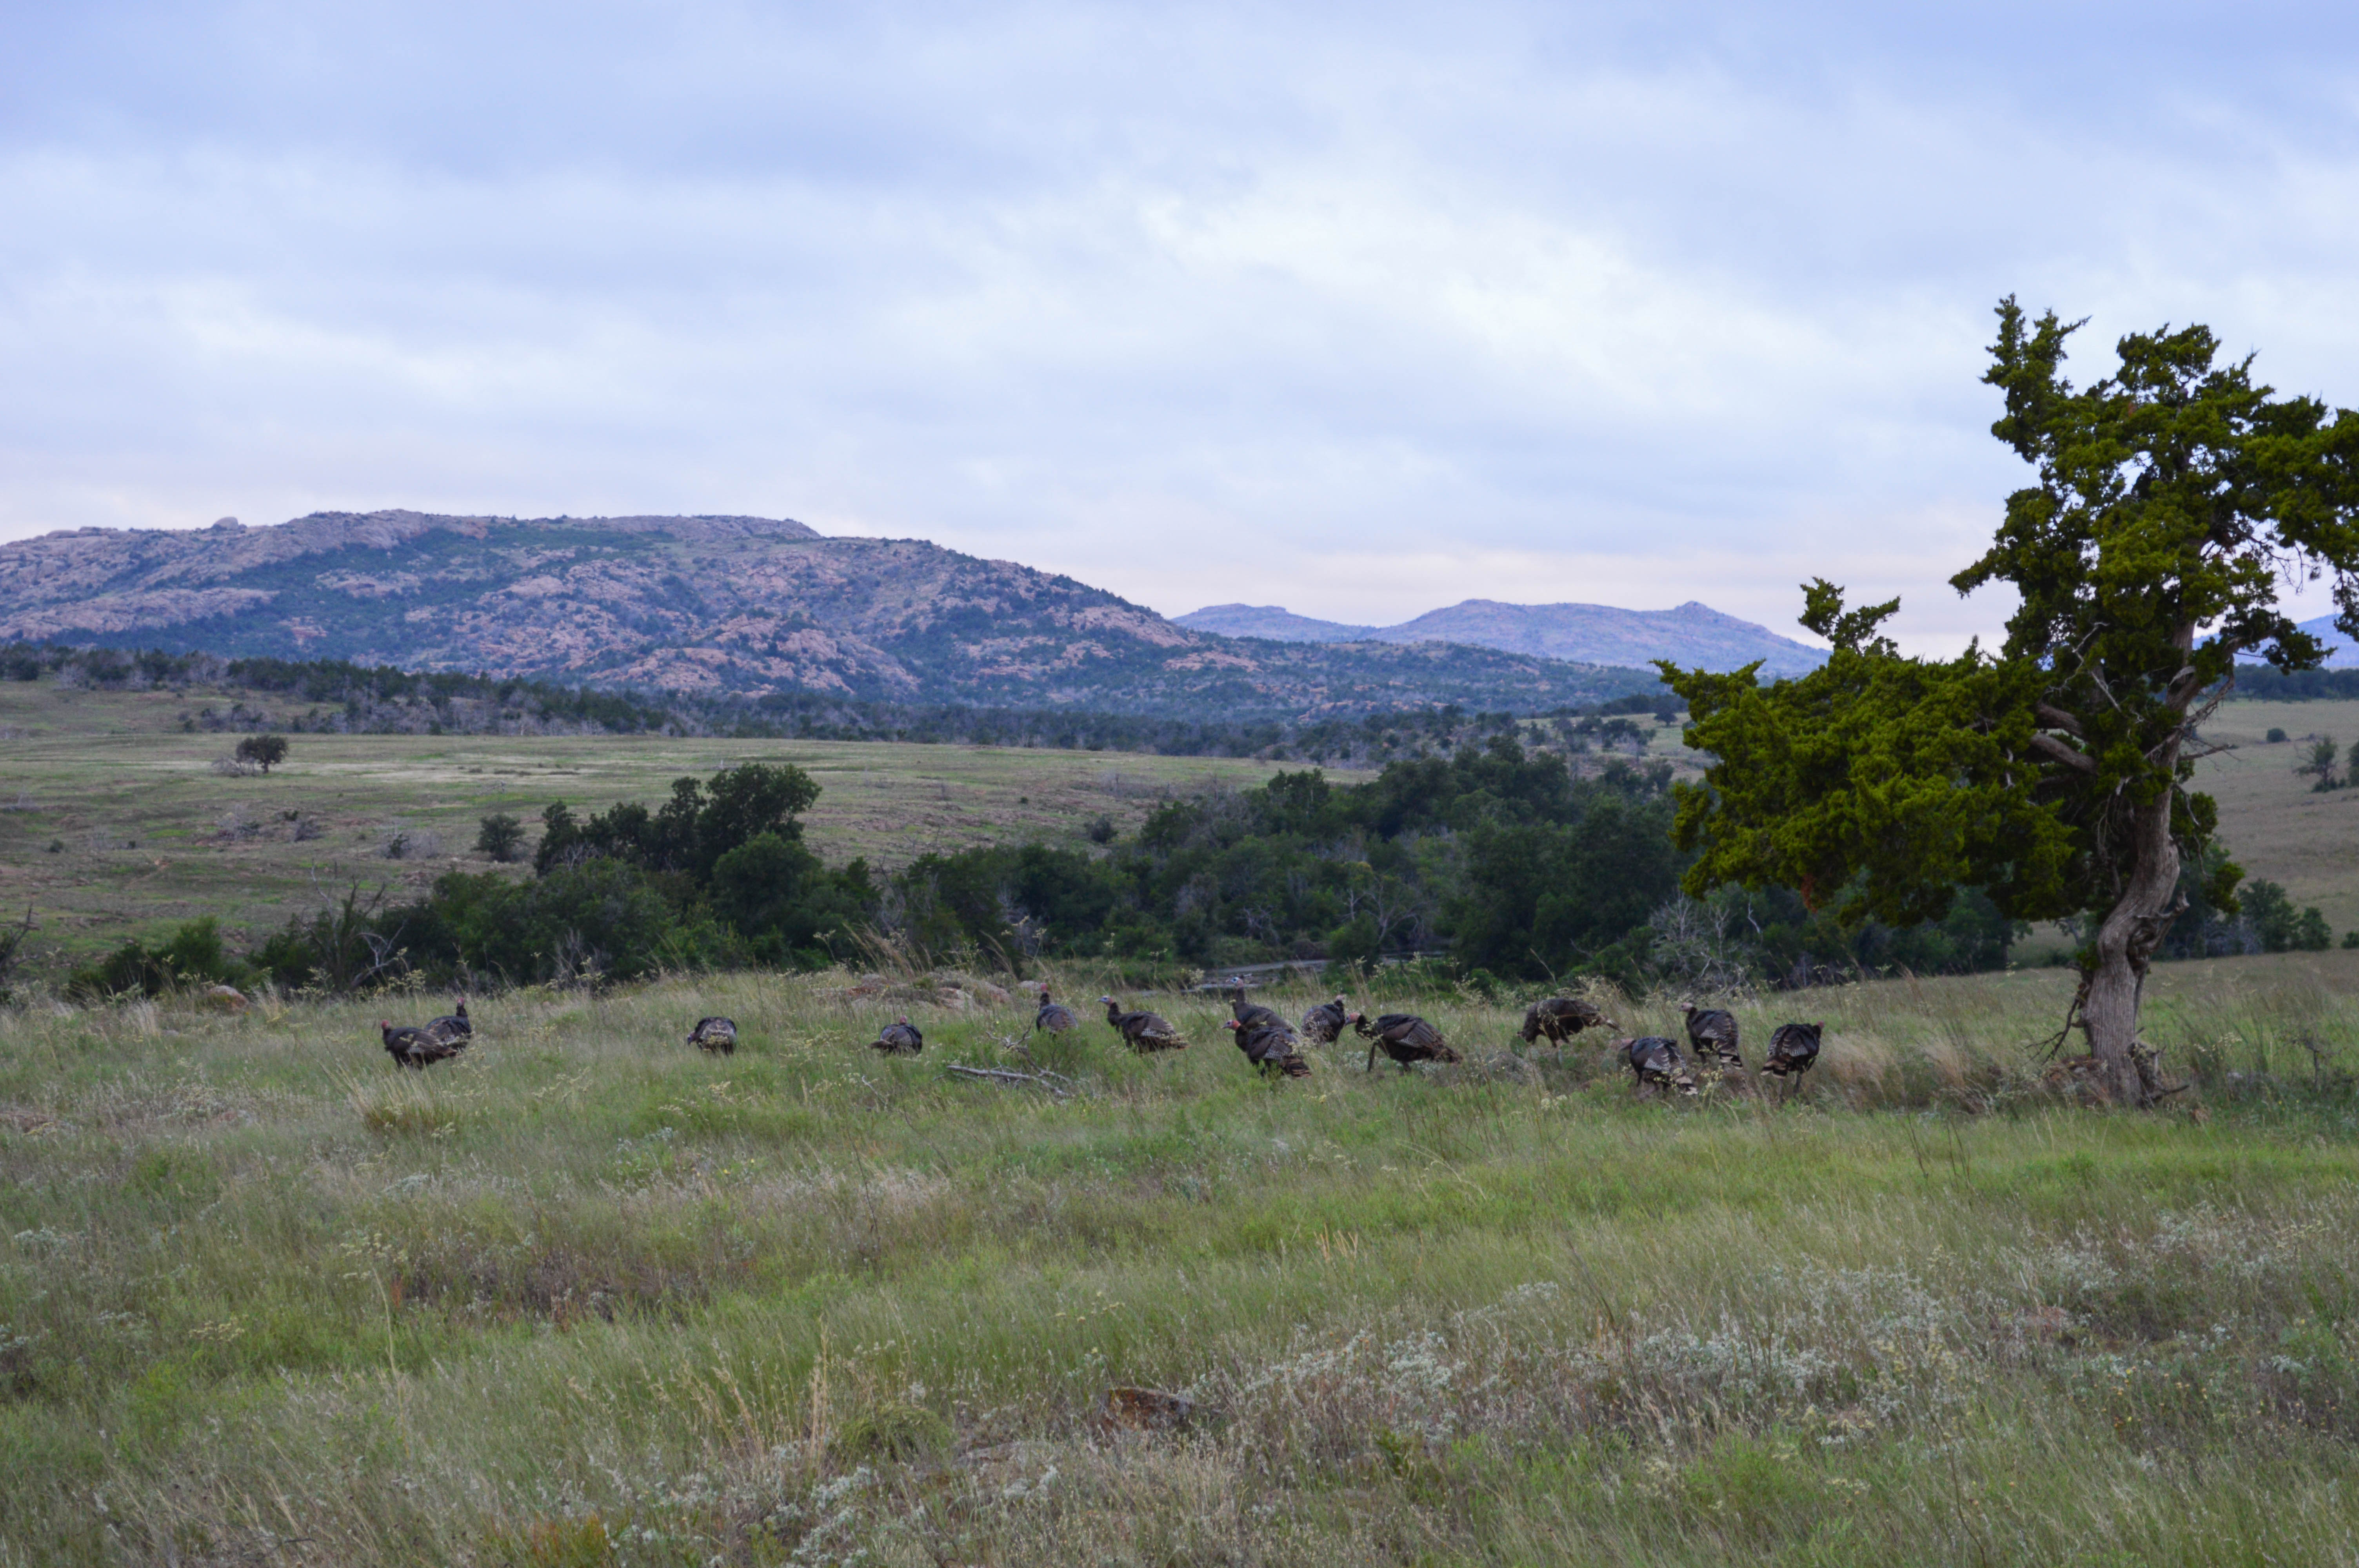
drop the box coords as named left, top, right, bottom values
left=2, top=954, right=2356, bottom=1563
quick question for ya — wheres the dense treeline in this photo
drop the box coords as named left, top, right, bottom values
left=71, top=739, right=2041, bottom=1000
left=3, top=640, right=1672, bottom=764
left=2226, top=664, right=2359, bottom=702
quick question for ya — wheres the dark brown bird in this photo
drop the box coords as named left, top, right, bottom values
left=1763, top=1022, right=1824, bottom=1079
left=1300, top=995, right=1352, bottom=1044
left=424, top=997, right=471, bottom=1045
left=382, top=1019, right=465, bottom=1070
left=1354, top=1012, right=1461, bottom=1072
left=1624, top=1036, right=1697, bottom=1096
left=1227, top=980, right=1286, bottom=1034
left=1035, top=987, right=1080, bottom=1034
left=1101, top=996, right=1188, bottom=1053
left=872, top=1015, right=924, bottom=1056
left=1681, top=1004, right=1744, bottom=1069
left=1520, top=995, right=1611, bottom=1049
left=1226, top=1019, right=1312, bottom=1079
left=687, top=1016, right=738, bottom=1054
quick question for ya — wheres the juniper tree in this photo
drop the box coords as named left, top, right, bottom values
left=1661, top=298, right=2359, bottom=1103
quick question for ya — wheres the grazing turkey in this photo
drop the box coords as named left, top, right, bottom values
left=1624, top=1036, right=1697, bottom=1096
left=1226, top=980, right=1286, bottom=1034
left=687, top=1016, right=738, bottom=1054
left=382, top=1019, right=465, bottom=1070
left=872, top=1015, right=924, bottom=1056
left=1226, top=1019, right=1312, bottom=1079
left=1035, top=987, right=1080, bottom=1035
left=1300, top=995, right=1352, bottom=1044
left=424, top=997, right=472, bottom=1045
left=1520, top=996, right=1611, bottom=1049
left=1101, top=996, right=1188, bottom=1053
left=1681, top=1004, right=1744, bottom=1069
left=1354, top=1012, right=1462, bottom=1072
left=1763, top=1022, right=1824, bottom=1079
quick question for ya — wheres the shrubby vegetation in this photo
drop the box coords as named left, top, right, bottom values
left=883, top=737, right=2028, bottom=989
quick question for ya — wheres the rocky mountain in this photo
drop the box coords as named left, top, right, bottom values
left=1176, top=603, right=1380, bottom=642
left=0, top=510, right=1666, bottom=716
left=1174, top=596, right=1830, bottom=677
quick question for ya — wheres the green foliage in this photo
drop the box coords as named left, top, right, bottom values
left=474, top=811, right=527, bottom=862
left=2267, top=727, right=2290, bottom=743
left=2300, top=736, right=2344, bottom=791
left=233, top=733, right=288, bottom=772
left=395, top=862, right=728, bottom=985
left=1663, top=298, right=2359, bottom=978
left=534, top=761, right=820, bottom=880
left=2240, top=880, right=2335, bottom=955
left=68, top=917, right=249, bottom=999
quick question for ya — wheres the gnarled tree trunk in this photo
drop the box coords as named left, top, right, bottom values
left=2080, top=742, right=2187, bottom=1105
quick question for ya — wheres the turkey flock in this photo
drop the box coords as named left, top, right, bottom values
left=376, top=979, right=1822, bottom=1102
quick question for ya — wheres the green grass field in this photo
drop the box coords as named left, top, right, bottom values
left=2, top=953, right=2358, bottom=1564
left=0, top=681, right=1365, bottom=969
left=5, top=684, right=2359, bottom=1563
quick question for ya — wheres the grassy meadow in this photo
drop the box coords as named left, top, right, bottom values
left=0, top=680, right=1365, bottom=969
left=2, top=955, right=2359, bottom=1565
left=4, top=684, right=2359, bottom=1562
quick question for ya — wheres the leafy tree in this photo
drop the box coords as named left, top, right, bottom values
left=534, top=762, right=819, bottom=879
left=2298, top=736, right=2342, bottom=791
left=1663, top=298, right=2359, bottom=1103
left=234, top=733, right=288, bottom=772
left=474, top=812, right=527, bottom=863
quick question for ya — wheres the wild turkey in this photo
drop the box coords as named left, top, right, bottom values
left=1035, top=987, right=1080, bottom=1035
left=1623, top=1036, right=1696, bottom=1096
left=1763, top=1022, right=1823, bottom=1078
left=1300, top=995, right=1352, bottom=1044
left=1520, top=996, right=1611, bottom=1049
left=1101, top=996, right=1188, bottom=1053
left=687, top=1016, right=738, bottom=1054
left=1226, top=980, right=1286, bottom=1034
left=1354, top=1012, right=1461, bottom=1072
left=872, top=1015, right=924, bottom=1056
left=1681, top=1004, right=1744, bottom=1069
left=424, top=997, right=472, bottom=1045
left=1226, top=1019, right=1312, bottom=1079
left=382, top=1019, right=465, bottom=1070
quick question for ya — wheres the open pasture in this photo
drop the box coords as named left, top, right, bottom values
left=3, top=952, right=2358, bottom=1564
left=0, top=680, right=1359, bottom=968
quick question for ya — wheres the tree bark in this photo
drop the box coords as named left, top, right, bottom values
left=2081, top=757, right=2188, bottom=1105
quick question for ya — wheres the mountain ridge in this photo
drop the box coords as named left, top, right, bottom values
left=0, top=510, right=1670, bottom=717
left=1174, top=595, right=1830, bottom=677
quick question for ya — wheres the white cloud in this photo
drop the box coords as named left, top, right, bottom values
left=1, top=2, right=2355, bottom=655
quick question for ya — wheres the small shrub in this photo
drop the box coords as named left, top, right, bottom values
left=830, top=1403, right=951, bottom=1467
left=67, top=916, right=249, bottom=999
left=474, top=812, right=527, bottom=863
left=2268, top=727, right=2289, bottom=743
left=2342, top=930, right=2359, bottom=950
left=1086, top=814, right=1119, bottom=845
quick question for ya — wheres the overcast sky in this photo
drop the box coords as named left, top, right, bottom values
left=4, top=2, right=2356, bottom=651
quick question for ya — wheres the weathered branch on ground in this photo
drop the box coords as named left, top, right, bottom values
left=945, top=1062, right=1075, bottom=1097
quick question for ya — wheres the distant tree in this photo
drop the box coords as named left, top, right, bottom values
left=2266, top=727, right=2289, bottom=744
left=1663, top=298, right=2359, bottom=1105
left=234, top=733, right=288, bottom=773
left=474, top=812, right=527, bottom=863
left=2298, top=736, right=2342, bottom=791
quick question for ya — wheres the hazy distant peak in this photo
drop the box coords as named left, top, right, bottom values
left=1179, top=595, right=1827, bottom=676
left=1172, top=604, right=1380, bottom=642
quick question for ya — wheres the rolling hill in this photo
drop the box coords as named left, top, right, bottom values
left=0, top=510, right=1667, bottom=717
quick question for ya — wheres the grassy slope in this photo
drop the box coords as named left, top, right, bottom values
left=0, top=681, right=1364, bottom=968
left=2185, top=698, right=2359, bottom=933
left=2, top=958, right=2357, bottom=1564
